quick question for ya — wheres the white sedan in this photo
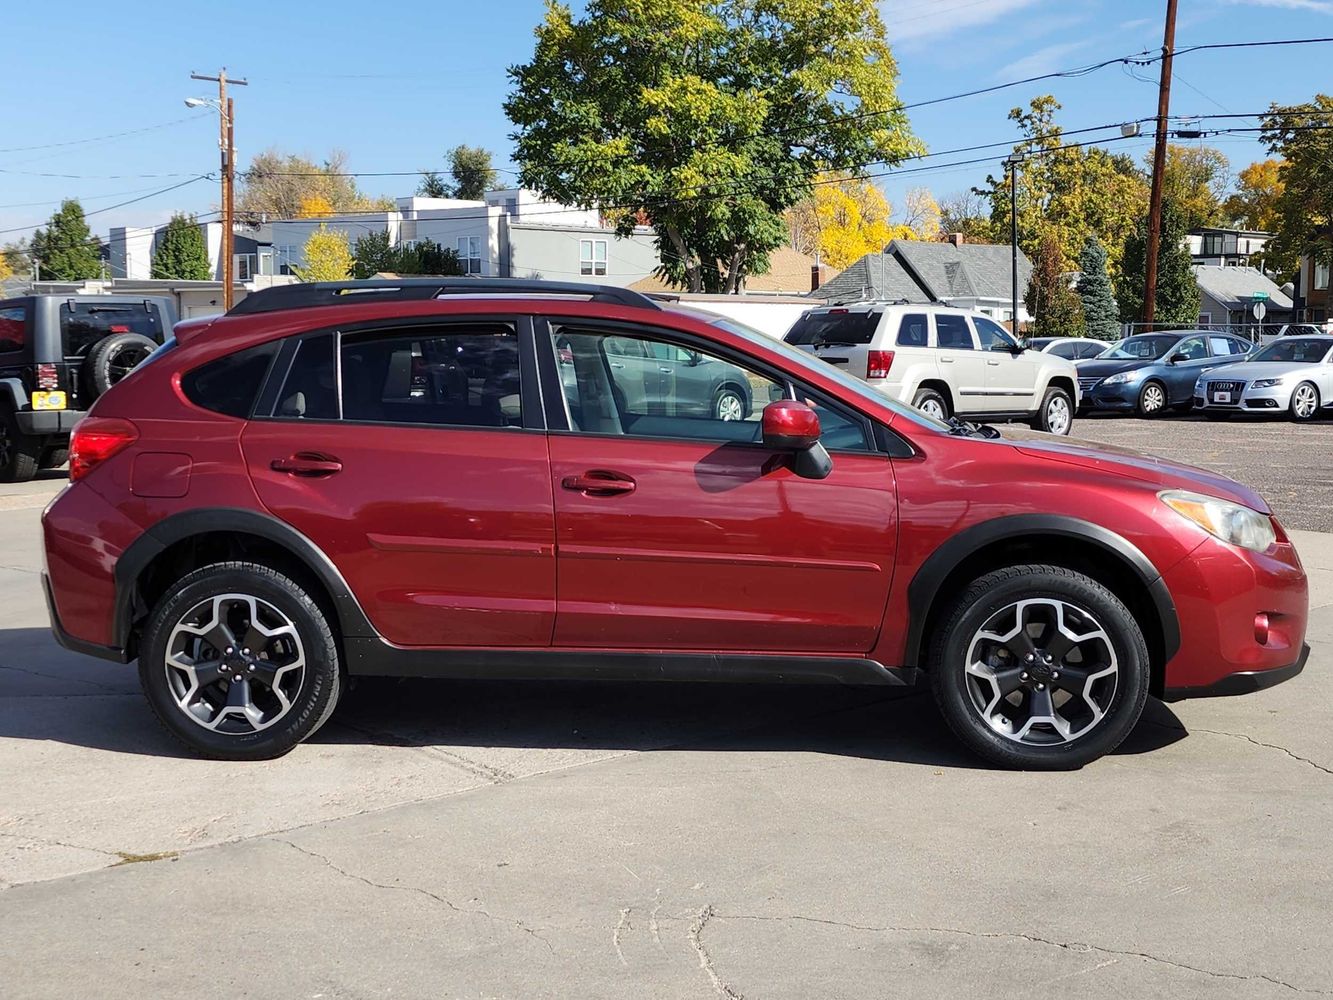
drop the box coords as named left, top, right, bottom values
left=1194, top=336, right=1333, bottom=421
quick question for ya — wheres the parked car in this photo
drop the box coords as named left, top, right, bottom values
left=0, top=294, right=175, bottom=481
left=1027, top=336, right=1110, bottom=361
left=43, top=279, right=1307, bottom=770
left=1077, top=331, right=1252, bottom=416
left=784, top=302, right=1080, bottom=434
left=1194, top=335, right=1333, bottom=421
left=1258, top=323, right=1328, bottom=345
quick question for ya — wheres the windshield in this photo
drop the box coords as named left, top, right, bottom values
left=784, top=309, right=879, bottom=346
left=1250, top=338, right=1332, bottom=364
left=1100, top=335, right=1178, bottom=361
left=681, top=309, right=950, bottom=432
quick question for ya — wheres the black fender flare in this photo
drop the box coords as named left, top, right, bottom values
left=114, top=507, right=379, bottom=649
left=0, top=377, right=26, bottom=413
left=903, top=514, right=1180, bottom=669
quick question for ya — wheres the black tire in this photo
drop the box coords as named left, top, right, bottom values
left=713, top=385, right=747, bottom=422
left=139, top=561, right=342, bottom=760
left=83, top=332, right=159, bottom=398
left=1136, top=380, right=1168, bottom=416
left=928, top=564, right=1150, bottom=770
left=1029, top=386, right=1074, bottom=435
left=1289, top=381, right=1320, bottom=422
left=39, top=447, right=69, bottom=470
left=0, top=407, right=40, bottom=483
left=912, top=387, right=950, bottom=421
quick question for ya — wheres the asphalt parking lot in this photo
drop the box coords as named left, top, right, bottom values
left=2, top=427, right=1331, bottom=998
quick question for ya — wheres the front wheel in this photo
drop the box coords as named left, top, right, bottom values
left=713, top=387, right=746, bottom=422
left=1030, top=386, right=1073, bottom=435
left=929, top=564, right=1150, bottom=770
left=139, top=562, right=342, bottom=760
left=1289, top=381, right=1320, bottom=422
left=1137, top=380, right=1167, bottom=416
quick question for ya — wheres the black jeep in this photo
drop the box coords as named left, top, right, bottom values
left=0, top=295, right=176, bottom=481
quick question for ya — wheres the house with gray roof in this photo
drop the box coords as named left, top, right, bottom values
left=1193, top=265, right=1293, bottom=335
left=813, top=237, right=1033, bottom=324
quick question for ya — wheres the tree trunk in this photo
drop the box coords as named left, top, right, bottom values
left=664, top=225, right=702, bottom=292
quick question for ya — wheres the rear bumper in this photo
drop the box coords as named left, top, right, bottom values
left=15, top=408, right=83, bottom=436
left=42, top=571, right=128, bottom=663
left=1164, top=643, right=1308, bottom=700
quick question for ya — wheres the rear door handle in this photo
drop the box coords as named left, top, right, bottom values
left=658, top=367, right=672, bottom=374
left=561, top=470, right=636, bottom=497
left=986, top=360, right=1000, bottom=366
left=271, top=453, right=342, bottom=477
left=940, top=357, right=955, bottom=364
left=610, top=361, right=625, bottom=369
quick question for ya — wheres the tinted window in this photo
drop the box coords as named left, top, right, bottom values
left=1174, top=337, right=1208, bottom=361
left=1079, top=342, right=1108, bottom=358
left=1250, top=339, right=1332, bottom=364
left=896, top=314, right=928, bottom=348
left=1102, top=335, right=1177, bottom=360
left=785, top=310, right=879, bottom=346
left=1049, top=342, right=1082, bottom=359
left=60, top=301, right=165, bottom=358
left=935, top=315, right=974, bottom=350
left=341, top=325, right=520, bottom=428
left=973, top=316, right=1015, bottom=350
left=182, top=342, right=278, bottom=418
left=0, top=307, right=25, bottom=354
left=274, top=335, right=338, bottom=420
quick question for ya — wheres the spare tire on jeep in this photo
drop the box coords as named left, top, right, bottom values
left=83, top=332, right=159, bottom=398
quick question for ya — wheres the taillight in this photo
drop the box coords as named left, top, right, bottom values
left=36, top=364, right=59, bottom=390
left=866, top=350, right=895, bottom=379
left=69, top=417, right=138, bottom=482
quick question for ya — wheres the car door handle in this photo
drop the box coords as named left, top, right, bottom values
left=562, top=470, right=636, bottom=497
left=658, top=367, right=672, bottom=373
left=986, top=359, right=1000, bottom=366
left=940, top=357, right=955, bottom=364
left=609, top=361, right=625, bottom=369
left=271, top=453, right=342, bottom=477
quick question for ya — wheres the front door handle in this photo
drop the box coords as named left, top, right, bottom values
left=658, top=367, right=672, bottom=373
left=562, top=470, right=636, bottom=497
left=986, top=359, right=1000, bottom=366
left=271, top=453, right=342, bottom=477
left=940, top=357, right=955, bottom=364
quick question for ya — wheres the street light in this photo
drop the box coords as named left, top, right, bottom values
left=1004, top=152, right=1025, bottom=331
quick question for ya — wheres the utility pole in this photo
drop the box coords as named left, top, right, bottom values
left=1005, top=152, right=1025, bottom=331
left=190, top=69, right=247, bottom=310
left=1142, top=0, right=1178, bottom=331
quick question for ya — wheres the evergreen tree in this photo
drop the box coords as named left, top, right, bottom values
left=417, top=170, right=450, bottom=198
left=1024, top=235, right=1084, bottom=337
left=30, top=200, right=102, bottom=280
left=1117, top=200, right=1202, bottom=327
left=1075, top=235, right=1119, bottom=340
left=152, top=214, right=211, bottom=280
left=352, top=229, right=396, bottom=278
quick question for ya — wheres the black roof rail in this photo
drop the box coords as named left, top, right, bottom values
left=227, top=277, right=662, bottom=316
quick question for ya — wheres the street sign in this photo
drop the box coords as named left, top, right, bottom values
left=1253, top=300, right=1267, bottom=321
left=1252, top=291, right=1269, bottom=302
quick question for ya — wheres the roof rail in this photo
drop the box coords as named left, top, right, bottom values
left=227, top=278, right=662, bottom=316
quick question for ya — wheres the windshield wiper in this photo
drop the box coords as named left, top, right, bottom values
left=946, top=417, right=1001, bottom=439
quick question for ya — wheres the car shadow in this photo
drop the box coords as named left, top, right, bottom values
left=0, top=627, right=1188, bottom=768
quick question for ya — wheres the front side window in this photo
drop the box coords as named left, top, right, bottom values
left=973, top=315, right=1016, bottom=350
left=341, top=324, right=520, bottom=428
left=456, top=236, right=483, bottom=275
left=1049, top=342, right=1082, bottom=359
left=580, top=239, right=608, bottom=276
left=935, top=314, right=975, bottom=350
left=0, top=307, right=25, bottom=354
left=1174, top=337, right=1208, bottom=361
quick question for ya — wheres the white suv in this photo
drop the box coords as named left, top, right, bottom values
left=784, top=302, right=1081, bottom=434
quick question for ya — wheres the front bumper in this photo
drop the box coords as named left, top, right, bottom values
left=1164, top=644, right=1308, bottom=700
left=1193, top=384, right=1290, bottom=412
left=1078, top=381, right=1138, bottom=411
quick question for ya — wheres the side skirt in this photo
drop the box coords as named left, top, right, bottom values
left=344, top=638, right=919, bottom=687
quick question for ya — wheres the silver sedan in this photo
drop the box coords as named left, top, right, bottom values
left=1194, top=336, right=1333, bottom=421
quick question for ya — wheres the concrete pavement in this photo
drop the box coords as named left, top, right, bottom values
left=2, top=481, right=1331, bottom=998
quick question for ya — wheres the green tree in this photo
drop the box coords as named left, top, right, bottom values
left=1223, top=159, right=1285, bottom=232
left=1154, top=144, right=1229, bottom=231
left=1116, top=200, right=1200, bottom=326
left=151, top=213, right=211, bottom=280
left=1024, top=234, right=1083, bottom=337
left=352, top=229, right=464, bottom=277
left=505, top=0, right=920, bottom=293
left=1260, top=96, right=1333, bottom=285
left=30, top=200, right=102, bottom=280
left=417, top=170, right=450, bottom=199
left=293, top=225, right=353, bottom=282
left=238, top=149, right=394, bottom=221
left=938, top=189, right=996, bottom=243
left=448, top=146, right=498, bottom=201
left=352, top=229, right=396, bottom=278
left=1075, top=235, right=1119, bottom=340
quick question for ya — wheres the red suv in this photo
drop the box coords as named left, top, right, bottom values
left=41, top=280, right=1309, bottom=769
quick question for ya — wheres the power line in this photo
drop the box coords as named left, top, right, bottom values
left=0, top=114, right=211, bottom=156
left=0, top=175, right=213, bottom=237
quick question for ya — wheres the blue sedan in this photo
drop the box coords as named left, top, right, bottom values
left=1077, top=331, right=1253, bottom=416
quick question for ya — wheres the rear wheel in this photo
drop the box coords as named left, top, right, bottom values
left=912, top=387, right=950, bottom=421
left=929, top=564, right=1150, bottom=770
left=713, top=386, right=746, bottom=422
left=0, top=407, right=39, bottom=483
left=1289, top=381, right=1320, bottom=421
left=39, top=447, right=69, bottom=470
left=1029, top=386, right=1073, bottom=435
left=1136, top=380, right=1167, bottom=416
left=139, top=562, right=342, bottom=760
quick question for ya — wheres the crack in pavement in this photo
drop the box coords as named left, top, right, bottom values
left=0, top=662, right=129, bottom=693
left=273, top=838, right=552, bottom=951
left=613, top=906, right=630, bottom=966
left=1144, top=719, right=1333, bottom=777
left=329, top=720, right=517, bottom=783
left=715, top=913, right=1331, bottom=995
left=0, top=829, right=122, bottom=860
left=690, top=905, right=746, bottom=1000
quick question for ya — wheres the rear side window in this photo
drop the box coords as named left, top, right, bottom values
left=60, top=301, right=165, bottom=358
left=0, top=306, right=25, bottom=354
left=896, top=314, right=928, bottom=347
left=341, top=324, right=521, bottom=428
left=935, top=315, right=975, bottom=350
left=182, top=342, right=279, bottom=418
left=785, top=310, right=880, bottom=346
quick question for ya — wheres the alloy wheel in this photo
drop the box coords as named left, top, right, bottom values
left=1046, top=395, right=1071, bottom=434
left=716, top=392, right=744, bottom=422
left=1141, top=384, right=1165, bottom=413
left=919, top=398, right=946, bottom=420
left=163, top=593, right=307, bottom=735
left=963, top=598, right=1119, bottom=746
left=107, top=344, right=153, bottom=385
left=1293, top=383, right=1318, bottom=419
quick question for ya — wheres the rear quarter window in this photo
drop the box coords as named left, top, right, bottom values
left=0, top=306, right=25, bottom=354
left=181, top=342, right=279, bottom=418
left=785, top=311, right=880, bottom=346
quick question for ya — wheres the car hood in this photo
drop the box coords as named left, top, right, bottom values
left=1200, top=361, right=1314, bottom=381
left=1012, top=436, right=1270, bottom=513
left=1076, top=359, right=1151, bottom=379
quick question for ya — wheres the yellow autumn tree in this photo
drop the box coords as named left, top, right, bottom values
left=294, top=225, right=353, bottom=282
left=785, top=173, right=892, bottom=269
left=296, top=193, right=335, bottom=219
left=0, top=253, right=12, bottom=281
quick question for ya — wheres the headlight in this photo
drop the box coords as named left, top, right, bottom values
left=1251, top=378, right=1283, bottom=389
left=1160, top=490, right=1276, bottom=552
left=1102, top=371, right=1133, bottom=385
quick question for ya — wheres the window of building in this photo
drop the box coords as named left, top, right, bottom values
left=456, top=236, right=483, bottom=275
left=341, top=325, right=520, bottom=428
left=580, top=239, right=608, bottom=276
left=1316, top=260, right=1330, bottom=291
left=0, top=307, right=26, bottom=354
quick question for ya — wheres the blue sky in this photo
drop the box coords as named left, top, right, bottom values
left=0, top=0, right=1328, bottom=239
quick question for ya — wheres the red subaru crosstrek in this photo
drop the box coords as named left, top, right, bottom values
left=41, top=280, right=1309, bottom=769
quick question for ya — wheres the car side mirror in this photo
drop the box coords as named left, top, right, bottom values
left=761, top=400, right=832, bottom=480
left=1169, top=352, right=1189, bottom=364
